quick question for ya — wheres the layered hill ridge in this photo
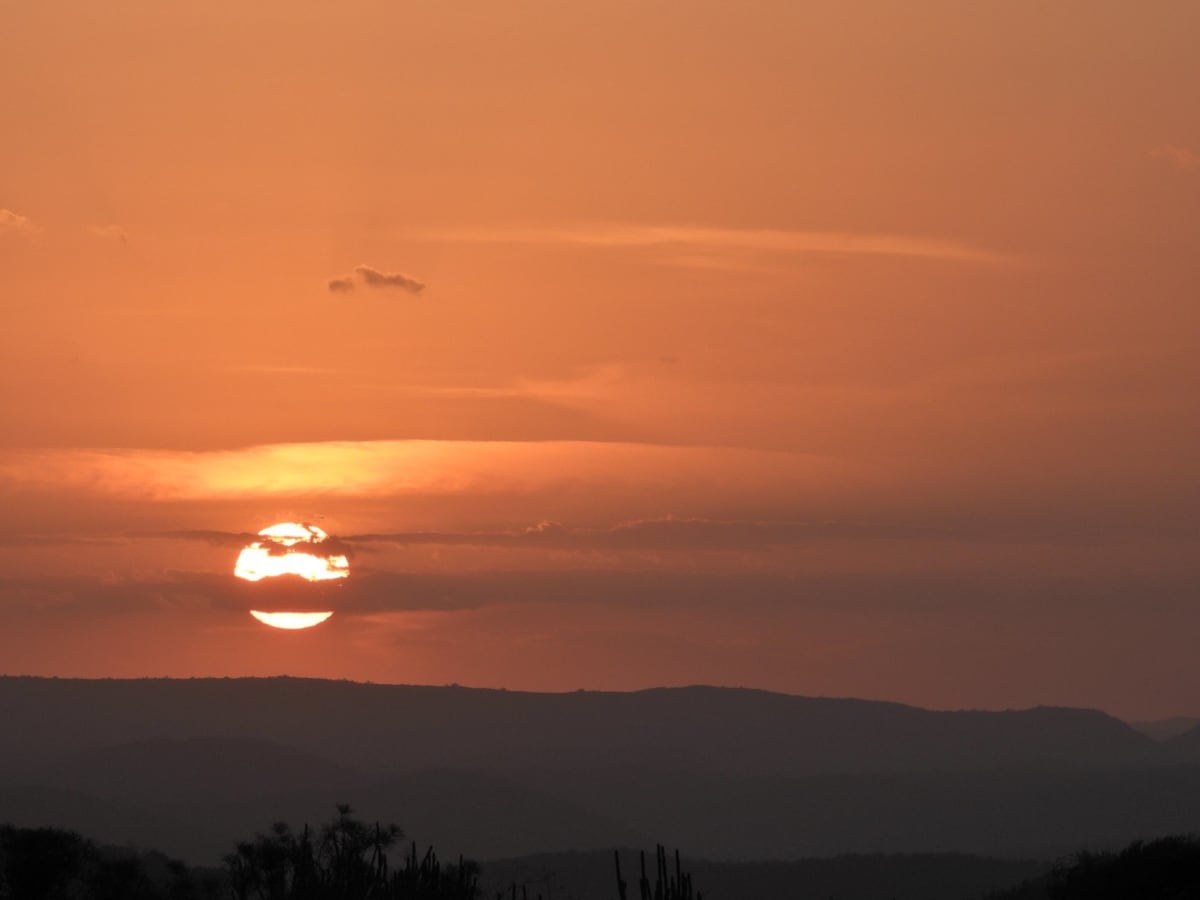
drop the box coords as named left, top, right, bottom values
left=2, top=677, right=1200, bottom=864
left=0, top=677, right=1166, bottom=777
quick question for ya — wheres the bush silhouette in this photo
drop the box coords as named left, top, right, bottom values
left=0, top=825, right=87, bottom=900
left=1047, top=835, right=1200, bottom=899
left=225, top=804, right=479, bottom=900
left=989, top=834, right=1200, bottom=899
left=0, top=824, right=221, bottom=900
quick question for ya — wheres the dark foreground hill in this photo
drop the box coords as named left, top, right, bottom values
left=0, top=815, right=1050, bottom=900
left=3, top=677, right=1200, bottom=863
left=482, top=849, right=1046, bottom=900
left=989, top=834, right=1200, bottom=899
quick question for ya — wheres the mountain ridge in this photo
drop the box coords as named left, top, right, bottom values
left=3, top=676, right=1197, bottom=864
left=0, top=676, right=1160, bottom=777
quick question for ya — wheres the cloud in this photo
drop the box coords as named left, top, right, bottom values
left=224, top=365, right=344, bottom=376
left=349, top=517, right=940, bottom=552
left=354, top=265, right=425, bottom=294
left=0, top=534, right=122, bottom=549
left=134, top=529, right=262, bottom=548
left=136, top=528, right=355, bottom=559
left=1151, top=144, right=1200, bottom=173
left=405, top=224, right=1015, bottom=266
left=0, top=440, right=843, bottom=504
left=0, top=209, right=38, bottom=235
left=127, top=518, right=924, bottom=557
left=4, top=566, right=1182, bottom=620
left=88, top=224, right=129, bottom=243
left=326, top=265, right=426, bottom=295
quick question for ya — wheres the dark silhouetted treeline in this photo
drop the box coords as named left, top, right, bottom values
left=225, top=804, right=478, bottom=900
left=0, top=823, right=223, bottom=899
left=989, top=834, right=1200, bottom=899
left=0, top=808, right=712, bottom=900
left=483, top=849, right=1047, bottom=900
left=0, top=808, right=480, bottom=900
left=20, top=810, right=1200, bottom=900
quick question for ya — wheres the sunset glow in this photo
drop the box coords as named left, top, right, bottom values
left=2, top=0, right=1198, bottom=720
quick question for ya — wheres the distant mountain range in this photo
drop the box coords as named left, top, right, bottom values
left=2, top=677, right=1200, bottom=864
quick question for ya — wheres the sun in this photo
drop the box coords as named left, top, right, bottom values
left=235, top=522, right=347, bottom=629
left=249, top=610, right=335, bottom=630
left=234, top=522, right=349, bottom=582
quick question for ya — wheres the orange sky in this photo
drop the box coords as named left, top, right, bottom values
left=1, top=1, right=1198, bottom=719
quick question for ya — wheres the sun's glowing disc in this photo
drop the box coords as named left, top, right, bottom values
left=250, top=610, right=334, bottom=630
left=234, top=522, right=349, bottom=583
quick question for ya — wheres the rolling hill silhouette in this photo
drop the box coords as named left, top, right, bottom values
left=1162, top=721, right=1200, bottom=759
left=1129, top=716, right=1200, bottom=741
left=2, top=677, right=1199, bottom=864
left=0, top=678, right=1162, bottom=776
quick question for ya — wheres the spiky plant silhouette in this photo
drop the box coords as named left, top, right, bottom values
left=225, top=805, right=478, bottom=900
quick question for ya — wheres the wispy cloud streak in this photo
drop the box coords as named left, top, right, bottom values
left=0, top=209, right=39, bottom=235
left=0, top=440, right=844, bottom=502
left=410, top=224, right=1015, bottom=265
left=1151, top=144, right=1200, bottom=172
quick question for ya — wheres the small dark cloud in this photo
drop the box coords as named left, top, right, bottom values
left=354, top=265, right=425, bottom=294
left=326, top=265, right=425, bottom=295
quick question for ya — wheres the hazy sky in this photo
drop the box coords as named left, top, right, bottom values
left=1, top=1, right=1198, bottom=719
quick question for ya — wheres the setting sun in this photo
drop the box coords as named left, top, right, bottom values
left=233, top=523, right=349, bottom=583
left=235, top=523, right=346, bottom=629
left=248, top=610, right=335, bottom=630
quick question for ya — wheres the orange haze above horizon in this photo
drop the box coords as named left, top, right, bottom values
left=1, top=1, right=1198, bottom=720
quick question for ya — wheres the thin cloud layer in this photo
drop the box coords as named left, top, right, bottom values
left=350, top=518, right=941, bottom=551
left=2, top=566, right=1187, bottom=619
left=408, top=224, right=1015, bottom=266
left=0, top=440, right=844, bottom=504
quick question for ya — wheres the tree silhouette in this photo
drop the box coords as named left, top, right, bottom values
left=1047, top=835, right=1200, bottom=900
left=0, top=825, right=86, bottom=900
left=611, top=845, right=701, bottom=900
left=225, top=805, right=478, bottom=900
left=0, top=824, right=221, bottom=900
